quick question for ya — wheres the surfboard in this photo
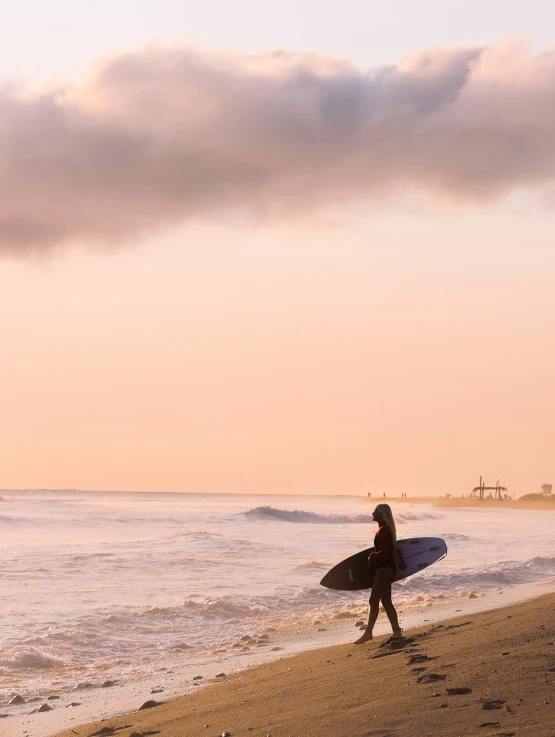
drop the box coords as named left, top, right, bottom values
left=320, top=537, right=447, bottom=591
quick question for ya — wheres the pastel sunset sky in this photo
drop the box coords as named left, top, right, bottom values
left=1, top=0, right=554, bottom=496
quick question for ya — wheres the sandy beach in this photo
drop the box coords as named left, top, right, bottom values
left=38, top=593, right=555, bottom=737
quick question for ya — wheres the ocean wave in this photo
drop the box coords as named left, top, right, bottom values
left=244, top=507, right=376, bottom=524
left=244, top=506, right=442, bottom=524
left=441, top=533, right=483, bottom=542
left=0, top=647, right=65, bottom=670
left=0, top=513, right=55, bottom=528
left=396, top=511, right=443, bottom=522
left=398, top=554, right=555, bottom=594
left=2, top=553, right=554, bottom=676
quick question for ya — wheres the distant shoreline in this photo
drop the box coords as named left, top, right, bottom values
left=366, top=495, right=555, bottom=510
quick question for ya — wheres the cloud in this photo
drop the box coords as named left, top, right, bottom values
left=1, top=41, right=555, bottom=254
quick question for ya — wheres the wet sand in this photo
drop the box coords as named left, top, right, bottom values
left=46, top=593, right=555, bottom=737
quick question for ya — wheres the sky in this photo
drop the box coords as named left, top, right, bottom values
left=1, top=1, right=554, bottom=496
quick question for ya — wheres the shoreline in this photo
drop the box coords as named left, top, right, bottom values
left=4, top=579, right=555, bottom=737
left=368, top=496, right=555, bottom=510
left=44, top=589, right=555, bottom=737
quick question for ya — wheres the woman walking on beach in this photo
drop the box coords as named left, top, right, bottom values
left=355, top=503, right=402, bottom=644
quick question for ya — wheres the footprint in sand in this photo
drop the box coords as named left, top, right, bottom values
left=416, top=673, right=447, bottom=683
left=482, top=700, right=505, bottom=710
left=408, top=654, right=436, bottom=664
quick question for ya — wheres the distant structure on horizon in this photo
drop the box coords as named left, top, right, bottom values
left=470, top=476, right=511, bottom=501
left=541, top=484, right=552, bottom=496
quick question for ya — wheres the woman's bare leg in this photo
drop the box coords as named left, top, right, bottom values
left=354, top=574, right=381, bottom=644
left=378, top=568, right=401, bottom=635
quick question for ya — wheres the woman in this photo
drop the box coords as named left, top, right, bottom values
left=355, top=503, right=403, bottom=644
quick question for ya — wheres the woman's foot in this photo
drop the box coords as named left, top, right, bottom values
left=354, top=632, right=374, bottom=645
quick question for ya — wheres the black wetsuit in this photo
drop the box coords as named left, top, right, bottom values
left=372, top=525, right=396, bottom=570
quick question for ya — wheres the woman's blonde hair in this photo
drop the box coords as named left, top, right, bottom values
left=374, top=503, right=397, bottom=546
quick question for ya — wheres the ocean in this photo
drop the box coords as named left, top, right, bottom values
left=1, top=490, right=554, bottom=707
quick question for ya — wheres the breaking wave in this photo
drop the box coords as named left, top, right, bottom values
left=398, top=554, right=555, bottom=594
left=0, top=647, right=65, bottom=670
left=244, top=507, right=441, bottom=524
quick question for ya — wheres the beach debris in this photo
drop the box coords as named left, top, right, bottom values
left=482, top=700, right=505, bottom=710
left=193, top=675, right=203, bottom=680
left=478, top=722, right=501, bottom=728
left=48, top=695, right=61, bottom=700
left=150, top=688, right=164, bottom=693
left=417, top=673, right=447, bottom=683
left=67, top=702, right=81, bottom=708
left=91, top=728, right=118, bottom=736
left=440, top=704, right=448, bottom=708
left=446, top=687, right=472, bottom=695
left=37, top=703, right=54, bottom=712
left=270, top=646, right=283, bottom=651
left=411, top=667, right=427, bottom=673
left=138, top=699, right=163, bottom=710
left=222, top=732, right=231, bottom=737
left=129, top=732, right=161, bottom=737
left=469, top=593, right=478, bottom=599
left=74, top=681, right=96, bottom=690
left=355, top=621, right=365, bottom=627
left=101, top=680, right=116, bottom=688
left=240, top=635, right=253, bottom=642
left=215, top=673, right=226, bottom=677
left=8, top=694, right=25, bottom=705
left=0, top=713, right=8, bottom=718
